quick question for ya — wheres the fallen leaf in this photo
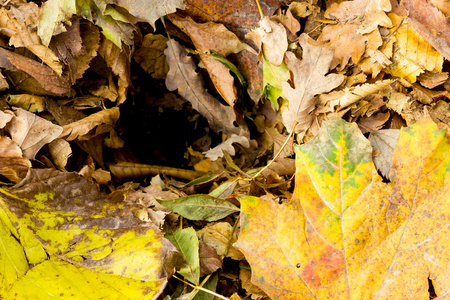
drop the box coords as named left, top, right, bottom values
left=197, top=222, right=244, bottom=261
left=0, top=136, right=31, bottom=183
left=401, top=0, right=450, bottom=61
left=199, top=240, right=222, bottom=277
left=6, top=108, right=63, bottom=160
left=203, top=134, right=250, bottom=161
left=170, top=16, right=253, bottom=106
left=134, top=34, right=169, bottom=79
left=59, top=107, right=120, bottom=141
left=157, top=194, right=239, bottom=222
left=319, top=79, right=394, bottom=112
left=110, top=162, right=203, bottom=182
left=281, top=33, right=344, bottom=134
left=0, top=169, right=179, bottom=299
left=4, top=259, right=168, bottom=299
left=73, top=0, right=136, bottom=48
left=46, top=138, right=71, bottom=170
left=384, top=13, right=444, bottom=83
left=417, top=71, right=449, bottom=89
left=324, top=0, right=392, bottom=34
left=37, top=0, right=76, bottom=47
left=236, top=118, right=449, bottom=299
left=165, top=39, right=241, bottom=136
left=117, top=0, right=185, bottom=30
left=48, top=18, right=83, bottom=84
left=98, top=38, right=131, bottom=104
left=369, top=129, right=400, bottom=179
left=166, top=227, right=200, bottom=285
left=0, top=48, right=70, bottom=95
left=0, top=3, right=63, bottom=75
left=262, top=54, right=290, bottom=110
left=6, top=94, right=45, bottom=113
left=247, top=16, right=288, bottom=67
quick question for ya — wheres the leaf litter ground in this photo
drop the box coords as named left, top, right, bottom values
left=0, top=0, right=449, bottom=299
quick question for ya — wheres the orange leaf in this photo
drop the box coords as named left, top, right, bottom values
left=235, top=118, right=449, bottom=299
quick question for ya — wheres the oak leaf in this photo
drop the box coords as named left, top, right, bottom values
left=281, top=34, right=344, bottom=134
left=235, top=118, right=449, bottom=299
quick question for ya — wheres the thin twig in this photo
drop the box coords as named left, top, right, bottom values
left=173, top=274, right=231, bottom=300
left=252, top=121, right=298, bottom=179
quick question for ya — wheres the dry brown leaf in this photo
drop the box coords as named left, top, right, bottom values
left=320, top=79, right=394, bottom=112
left=239, top=268, right=268, bottom=300
left=319, top=0, right=392, bottom=70
left=6, top=108, right=63, bottom=160
left=411, top=83, right=448, bottom=105
left=246, top=16, right=288, bottom=67
left=0, top=110, right=13, bottom=128
left=272, top=8, right=301, bottom=38
left=45, top=99, right=104, bottom=166
left=196, top=222, right=244, bottom=261
left=203, top=135, right=250, bottom=161
left=386, top=91, right=410, bottom=114
left=98, top=38, right=131, bottom=105
left=199, top=240, right=222, bottom=277
left=134, top=34, right=169, bottom=79
left=46, top=138, right=71, bottom=171
left=418, top=71, right=449, bottom=89
left=369, top=129, right=400, bottom=179
left=0, top=3, right=63, bottom=75
left=73, top=22, right=101, bottom=81
left=325, top=0, right=392, bottom=34
left=49, top=18, right=83, bottom=84
left=281, top=33, right=344, bottom=134
left=59, top=107, right=120, bottom=141
left=358, top=111, right=390, bottom=133
left=0, top=136, right=31, bottom=183
left=0, top=48, right=70, bottom=95
left=170, top=17, right=254, bottom=106
left=165, top=39, right=241, bottom=136
left=0, top=73, right=8, bottom=91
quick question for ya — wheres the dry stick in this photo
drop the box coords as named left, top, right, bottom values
left=252, top=121, right=298, bottom=179
left=173, top=274, right=231, bottom=300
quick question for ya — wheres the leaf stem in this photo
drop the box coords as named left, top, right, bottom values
left=252, top=121, right=298, bottom=179
left=254, top=0, right=264, bottom=20
left=173, top=274, right=230, bottom=300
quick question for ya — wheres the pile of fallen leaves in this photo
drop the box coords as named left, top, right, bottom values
left=0, top=0, right=448, bottom=299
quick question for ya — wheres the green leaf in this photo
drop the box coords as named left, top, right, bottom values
left=262, top=53, right=290, bottom=110
left=166, top=227, right=200, bottom=285
left=158, top=195, right=239, bottom=221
